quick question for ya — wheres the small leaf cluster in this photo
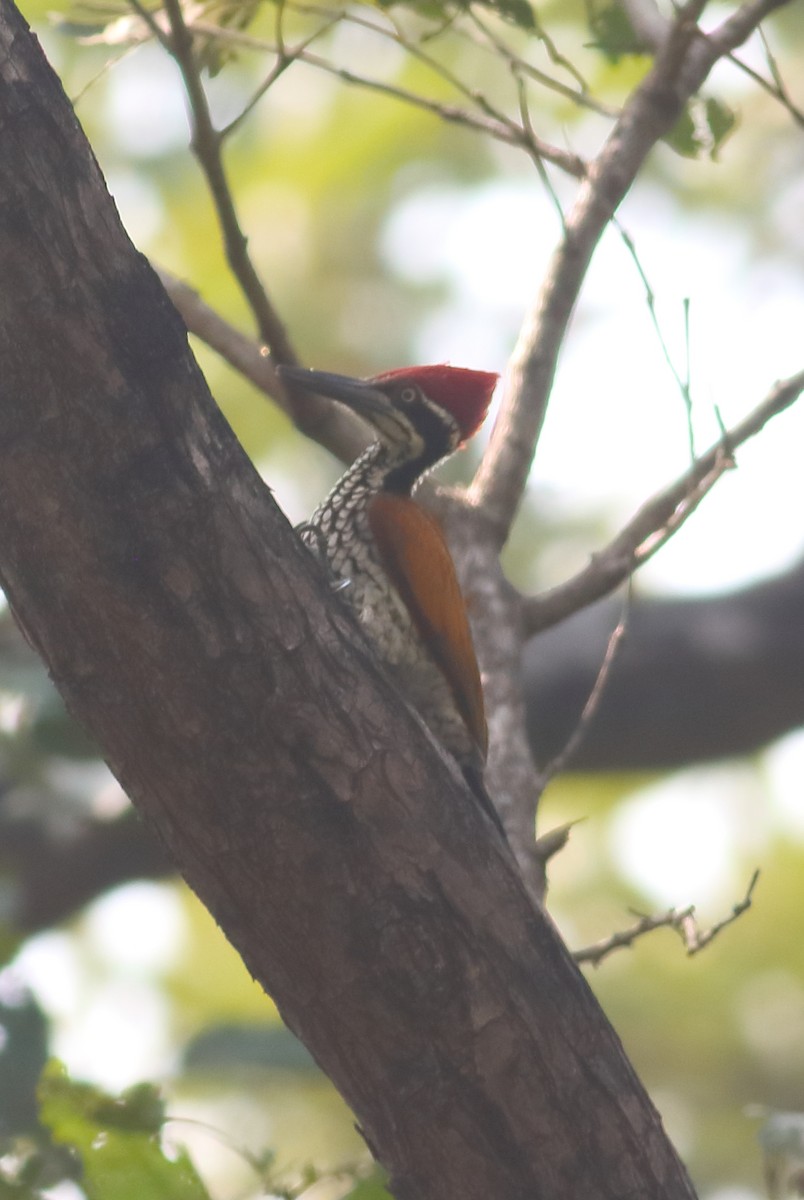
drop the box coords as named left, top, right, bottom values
left=0, top=1061, right=390, bottom=1200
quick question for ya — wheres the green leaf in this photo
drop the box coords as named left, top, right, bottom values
left=705, top=96, right=737, bottom=160
left=666, top=105, right=702, bottom=159
left=343, top=1183, right=392, bottom=1199
left=477, top=0, right=535, bottom=31
left=373, top=0, right=534, bottom=32
left=38, top=1061, right=211, bottom=1200
left=586, top=2, right=642, bottom=61
left=342, top=1167, right=392, bottom=1199
left=665, top=97, right=738, bottom=160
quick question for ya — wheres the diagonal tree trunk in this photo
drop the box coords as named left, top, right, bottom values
left=0, top=6, right=697, bottom=1196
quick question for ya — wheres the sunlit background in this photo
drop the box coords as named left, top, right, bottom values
left=2, top=1, right=804, bottom=1197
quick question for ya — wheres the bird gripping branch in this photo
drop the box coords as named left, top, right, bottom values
left=279, top=363, right=503, bottom=836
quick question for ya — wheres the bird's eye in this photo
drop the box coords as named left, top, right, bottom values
left=399, top=387, right=417, bottom=403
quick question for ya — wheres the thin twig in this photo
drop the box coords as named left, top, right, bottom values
left=532, top=10, right=591, bottom=92
left=413, top=24, right=587, bottom=179
left=182, top=18, right=586, bottom=176
left=295, top=0, right=592, bottom=105
left=515, top=73, right=569, bottom=228
left=615, top=220, right=696, bottom=459
left=685, top=868, right=760, bottom=954
left=467, top=9, right=617, bottom=118
left=534, top=591, right=629, bottom=790
left=220, top=9, right=342, bottom=139
left=140, top=0, right=298, bottom=368
left=522, top=368, right=804, bottom=636
left=575, top=906, right=696, bottom=967
left=754, top=26, right=804, bottom=128
left=574, top=870, right=760, bottom=966
left=683, top=297, right=692, bottom=456
left=70, top=39, right=139, bottom=104
left=728, top=45, right=804, bottom=128
left=309, top=55, right=581, bottom=171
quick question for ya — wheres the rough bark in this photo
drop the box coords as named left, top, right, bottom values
left=0, top=5, right=699, bottom=1197
left=9, top=556, right=804, bottom=927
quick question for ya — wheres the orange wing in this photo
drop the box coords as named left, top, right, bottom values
left=368, top=493, right=487, bottom=759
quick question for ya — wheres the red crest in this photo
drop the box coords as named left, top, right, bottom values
left=372, top=365, right=498, bottom=441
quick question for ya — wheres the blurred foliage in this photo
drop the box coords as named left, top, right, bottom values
left=585, top=0, right=643, bottom=60
left=667, top=97, right=738, bottom=162
left=1, top=0, right=804, bottom=1197
left=38, top=1063, right=210, bottom=1200
left=0, top=987, right=48, bottom=1138
left=0, top=1061, right=387, bottom=1199
left=759, top=1111, right=804, bottom=1200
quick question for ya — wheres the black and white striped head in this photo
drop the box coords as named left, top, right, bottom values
left=279, top=363, right=497, bottom=474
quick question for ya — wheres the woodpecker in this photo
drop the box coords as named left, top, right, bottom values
left=278, top=363, right=503, bottom=834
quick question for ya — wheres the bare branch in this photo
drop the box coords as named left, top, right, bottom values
left=470, top=0, right=794, bottom=543
left=183, top=18, right=586, bottom=175
left=727, top=25, right=804, bottom=129
left=534, top=595, right=629, bottom=790
left=467, top=11, right=618, bottom=119
left=523, top=368, right=804, bottom=637
left=220, top=10, right=342, bottom=139
left=515, top=74, right=570, bottom=219
left=674, top=0, right=795, bottom=97
left=575, top=906, right=697, bottom=968
left=700, top=0, right=791, bottom=60
left=729, top=45, right=804, bottom=127
left=575, top=870, right=760, bottom=967
left=684, top=868, right=760, bottom=954
left=297, top=52, right=575, bottom=165
left=133, top=0, right=299, bottom=369
left=157, top=269, right=368, bottom=462
left=757, top=24, right=804, bottom=126
left=158, top=269, right=279, bottom=392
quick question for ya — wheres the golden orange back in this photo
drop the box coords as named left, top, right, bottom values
left=367, top=493, right=488, bottom=759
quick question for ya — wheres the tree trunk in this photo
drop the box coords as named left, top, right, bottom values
left=0, top=7, right=698, bottom=1197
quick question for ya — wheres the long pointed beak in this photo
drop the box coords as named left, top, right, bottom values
left=278, top=366, right=391, bottom=424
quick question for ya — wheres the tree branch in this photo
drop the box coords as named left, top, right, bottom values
left=470, top=0, right=794, bottom=544
left=693, top=0, right=791, bottom=68
left=157, top=269, right=369, bottom=462
left=182, top=17, right=587, bottom=176
left=129, top=0, right=299, bottom=373
left=574, top=871, right=760, bottom=967
left=467, top=10, right=618, bottom=119
left=522, top=368, right=804, bottom=636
